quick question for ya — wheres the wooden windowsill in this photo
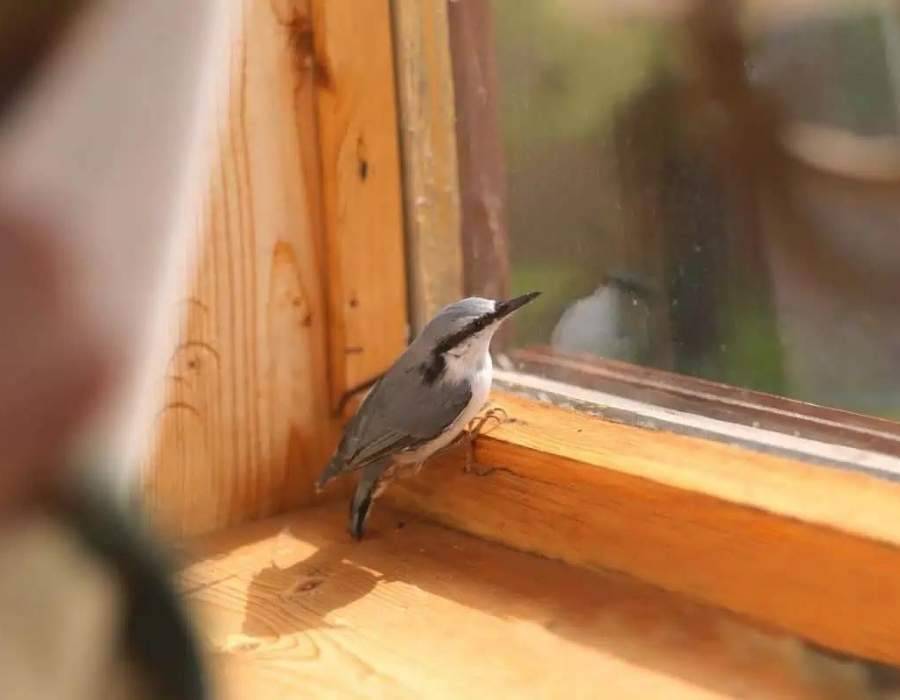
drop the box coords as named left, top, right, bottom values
left=383, top=390, right=900, bottom=666
left=178, top=502, right=889, bottom=699
left=511, top=347, right=900, bottom=459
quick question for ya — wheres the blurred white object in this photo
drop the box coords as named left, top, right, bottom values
left=0, top=1, right=233, bottom=495
left=551, top=275, right=653, bottom=362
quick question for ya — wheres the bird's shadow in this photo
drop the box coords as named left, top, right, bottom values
left=192, top=500, right=900, bottom=700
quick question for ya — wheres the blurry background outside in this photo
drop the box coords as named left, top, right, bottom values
left=478, top=0, right=900, bottom=418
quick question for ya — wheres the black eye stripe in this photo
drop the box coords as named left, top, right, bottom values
left=433, top=310, right=499, bottom=356
left=421, top=310, right=496, bottom=385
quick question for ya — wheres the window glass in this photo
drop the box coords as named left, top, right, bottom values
left=471, top=0, right=900, bottom=419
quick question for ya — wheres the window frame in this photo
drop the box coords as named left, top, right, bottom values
left=386, top=0, right=900, bottom=668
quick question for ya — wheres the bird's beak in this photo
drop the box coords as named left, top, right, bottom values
left=494, top=291, right=541, bottom=320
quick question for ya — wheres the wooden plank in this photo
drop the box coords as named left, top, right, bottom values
left=447, top=0, right=511, bottom=305
left=178, top=503, right=891, bottom=700
left=392, top=0, right=464, bottom=332
left=311, top=0, right=409, bottom=406
left=385, top=391, right=900, bottom=666
left=143, top=0, right=337, bottom=537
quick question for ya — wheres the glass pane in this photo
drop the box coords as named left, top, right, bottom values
left=465, top=0, right=900, bottom=420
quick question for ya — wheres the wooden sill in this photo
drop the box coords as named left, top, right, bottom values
left=178, top=502, right=890, bottom=699
left=512, top=347, right=900, bottom=459
left=383, top=390, right=900, bottom=666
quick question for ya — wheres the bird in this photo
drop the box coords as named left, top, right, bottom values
left=316, top=292, right=541, bottom=540
left=551, top=272, right=653, bottom=363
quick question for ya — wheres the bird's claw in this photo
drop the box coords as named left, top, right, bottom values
left=463, top=406, right=511, bottom=474
left=465, top=406, right=510, bottom=436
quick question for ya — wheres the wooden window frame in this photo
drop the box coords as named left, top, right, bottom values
left=387, top=0, right=900, bottom=669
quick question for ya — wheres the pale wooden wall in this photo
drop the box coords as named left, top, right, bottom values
left=143, top=0, right=407, bottom=538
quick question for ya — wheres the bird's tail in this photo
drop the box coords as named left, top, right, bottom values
left=349, top=481, right=374, bottom=541
left=348, top=460, right=389, bottom=540
left=315, top=454, right=346, bottom=493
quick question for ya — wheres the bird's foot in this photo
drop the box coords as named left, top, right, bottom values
left=463, top=406, right=511, bottom=474
left=463, top=440, right=497, bottom=476
left=463, top=431, right=476, bottom=474
left=466, top=405, right=511, bottom=437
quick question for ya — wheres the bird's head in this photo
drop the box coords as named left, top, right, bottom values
left=415, top=292, right=540, bottom=382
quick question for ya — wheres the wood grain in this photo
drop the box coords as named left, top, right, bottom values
left=178, top=503, right=889, bottom=700
left=143, top=0, right=337, bottom=537
left=392, top=0, right=464, bottom=332
left=310, top=0, right=409, bottom=405
left=383, top=391, right=900, bottom=665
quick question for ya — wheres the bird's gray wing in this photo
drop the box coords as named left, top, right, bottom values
left=337, top=366, right=472, bottom=470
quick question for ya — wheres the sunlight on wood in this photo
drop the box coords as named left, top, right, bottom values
left=179, top=503, right=847, bottom=700
left=387, top=391, right=900, bottom=666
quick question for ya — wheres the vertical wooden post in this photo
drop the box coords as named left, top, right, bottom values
left=447, top=0, right=511, bottom=305
left=392, top=0, right=464, bottom=333
left=310, top=0, right=409, bottom=408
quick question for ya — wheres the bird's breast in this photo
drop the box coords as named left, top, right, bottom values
left=466, top=353, right=493, bottom=413
left=400, top=353, right=493, bottom=463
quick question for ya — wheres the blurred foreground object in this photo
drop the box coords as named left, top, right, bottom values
left=0, top=2, right=87, bottom=118
left=0, top=0, right=232, bottom=697
left=0, top=481, right=207, bottom=699
left=0, top=212, right=109, bottom=516
left=0, top=0, right=230, bottom=494
left=0, top=3, right=100, bottom=508
left=0, top=224, right=211, bottom=691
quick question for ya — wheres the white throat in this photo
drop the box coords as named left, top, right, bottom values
left=442, top=328, right=496, bottom=384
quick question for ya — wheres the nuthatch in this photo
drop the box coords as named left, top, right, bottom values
left=316, top=292, right=541, bottom=539
left=551, top=273, right=654, bottom=363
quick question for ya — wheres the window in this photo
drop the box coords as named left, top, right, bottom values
left=451, top=1, right=900, bottom=431
left=389, top=0, right=900, bottom=670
